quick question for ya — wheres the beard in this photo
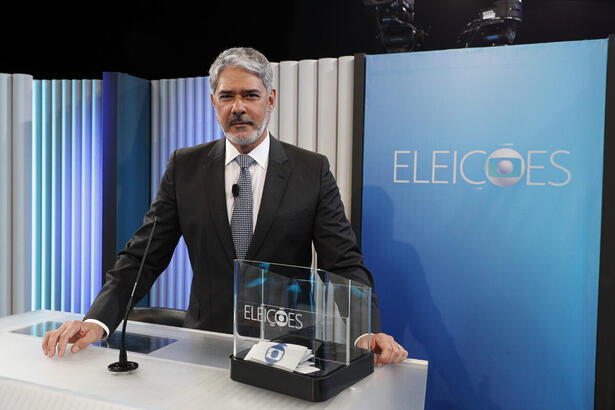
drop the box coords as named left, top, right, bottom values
left=223, top=110, right=270, bottom=146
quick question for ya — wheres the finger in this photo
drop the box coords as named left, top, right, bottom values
left=42, top=330, right=51, bottom=355
left=376, top=338, right=395, bottom=366
left=356, top=334, right=370, bottom=350
left=45, top=325, right=66, bottom=358
left=71, top=327, right=102, bottom=353
left=57, top=323, right=82, bottom=357
left=391, top=344, right=407, bottom=364
left=397, top=347, right=409, bottom=363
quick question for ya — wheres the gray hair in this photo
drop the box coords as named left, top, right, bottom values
left=208, top=47, right=273, bottom=95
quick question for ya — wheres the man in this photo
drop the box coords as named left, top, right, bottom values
left=42, top=47, right=407, bottom=366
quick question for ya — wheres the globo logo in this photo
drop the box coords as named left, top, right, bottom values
left=485, top=148, right=525, bottom=186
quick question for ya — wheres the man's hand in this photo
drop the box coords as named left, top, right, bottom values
left=42, top=320, right=105, bottom=358
left=357, top=333, right=408, bottom=367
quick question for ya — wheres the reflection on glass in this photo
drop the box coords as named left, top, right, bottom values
left=12, top=321, right=177, bottom=355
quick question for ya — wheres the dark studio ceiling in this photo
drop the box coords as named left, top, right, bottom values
left=1, top=0, right=614, bottom=80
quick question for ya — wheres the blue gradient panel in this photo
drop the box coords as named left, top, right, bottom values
left=31, top=81, right=42, bottom=310
left=150, top=76, right=223, bottom=310
left=113, top=72, right=151, bottom=290
left=361, top=40, right=608, bottom=410
left=31, top=79, right=103, bottom=314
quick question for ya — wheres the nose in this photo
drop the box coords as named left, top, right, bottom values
left=231, top=97, right=246, bottom=116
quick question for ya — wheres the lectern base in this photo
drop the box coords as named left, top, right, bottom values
left=230, top=351, right=374, bottom=402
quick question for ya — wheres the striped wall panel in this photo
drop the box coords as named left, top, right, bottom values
left=30, top=79, right=103, bottom=313
left=149, top=57, right=356, bottom=311
left=0, top=74, right=32, bottom=317
left=150, top=77, right=223, bottom=310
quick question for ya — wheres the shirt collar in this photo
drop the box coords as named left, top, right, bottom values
left=225, top=133, right=270, bottom=169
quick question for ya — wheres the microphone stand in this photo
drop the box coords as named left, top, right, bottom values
left=108, top=216, right=158, bottom=373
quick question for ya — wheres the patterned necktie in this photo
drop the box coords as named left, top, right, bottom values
left=231, top=154, right=256, bottom=259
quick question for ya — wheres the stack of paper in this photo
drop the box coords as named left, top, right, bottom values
left=244, top=341, right=320, bottom=374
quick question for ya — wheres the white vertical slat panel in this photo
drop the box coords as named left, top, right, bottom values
left=269, top=62, right=279, bottom=138
left=317, top=58, right=338, bottom=177
left=0, top=74, right=12, bottom=317
left=337, top=56, right=354, bottom=219
left=152, top=79, right=168, bottom=307
left=12, top=74, right=33, bottom=314
left=278, top=61, right=298, bottom=144
left=186, top=78, right=196, bottom=147
left=195, top=77, right=205, bottom=143
left=297, top=60, right=318, bottom=152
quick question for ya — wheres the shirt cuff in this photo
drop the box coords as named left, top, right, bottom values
left=354, top=333, right=371, bottom=347
left=84, top=319, right=110, bottom=339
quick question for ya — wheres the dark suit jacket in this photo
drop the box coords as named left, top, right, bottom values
left=84, top=136, right=381, bottom=335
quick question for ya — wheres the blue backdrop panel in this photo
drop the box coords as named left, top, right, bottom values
left=102, top=72, right=150, bottom=307
left=361, top=40, right=608, bottom=410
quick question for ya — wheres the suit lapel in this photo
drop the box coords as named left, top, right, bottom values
left=247, top=137, right=291, bottom=259
left=203, top=138, right=237, bottom=262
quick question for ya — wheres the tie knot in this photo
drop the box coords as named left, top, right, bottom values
left=235, top=154, right=255, bottom=169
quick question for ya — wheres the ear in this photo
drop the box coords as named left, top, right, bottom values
left=268, top=88, right=276, bottom=112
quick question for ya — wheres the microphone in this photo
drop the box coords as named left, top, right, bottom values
left=108, top=216, right=158, bottom=373
left=232, top=184, right=239, bottom=198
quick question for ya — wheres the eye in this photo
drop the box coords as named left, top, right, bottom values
left=245, top=93, right=259, bottom=99
left=219, top=95, right=232, bottom=101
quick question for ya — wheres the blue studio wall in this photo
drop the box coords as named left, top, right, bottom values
left=361, top=39, right=608, bottom=409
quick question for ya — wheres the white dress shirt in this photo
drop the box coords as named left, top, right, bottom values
left=86, top=134, right=271, bottom=338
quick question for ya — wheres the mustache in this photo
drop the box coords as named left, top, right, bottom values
left=227, top=115, right=255, bottom=127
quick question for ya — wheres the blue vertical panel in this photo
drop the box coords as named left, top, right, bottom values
left=81, top=80, right=93, bottom=312
left=41, top=80, right=52, bottom=309
left=361, top=40, right=608, bottom=410
left=50, top=80, right=61, bottom=310
left=60, top=80, right=72, bottom=311
left=70, top=80, right=82, bottom=313
left=108, top=73, right=151, bottom=307
left=149, top=76, right=222, bottom=310
left=91, top=79, right=103, bottom=304
left=30, top=78, right=103, bottom=313
left=157, top=79, right=169, bottom=308
left=168, top=79, right=177, bottom=309
left=176, top=79, right=186, bottom=307
left=31, top=81, right=42, bottom=310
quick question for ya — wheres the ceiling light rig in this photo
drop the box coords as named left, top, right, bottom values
left=458, top=0, right=523, bottom=48
left=364, top=0, right=426, bottom=53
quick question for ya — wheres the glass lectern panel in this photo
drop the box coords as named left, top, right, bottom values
left=233, top=260, right=372, bottom=374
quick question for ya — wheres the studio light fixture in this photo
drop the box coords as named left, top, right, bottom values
left=458, top=0, right=523, bottom=48
left=364, top=0, right=425, bottom=52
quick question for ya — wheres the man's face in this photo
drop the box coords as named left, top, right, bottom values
left=211, top=66, right=276, bottom=150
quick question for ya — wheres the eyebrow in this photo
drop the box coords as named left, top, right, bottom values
left=217, top=89, right=261, bottom=95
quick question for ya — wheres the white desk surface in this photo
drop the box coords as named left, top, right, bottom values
left=0, top=310, right=427, bottom=410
